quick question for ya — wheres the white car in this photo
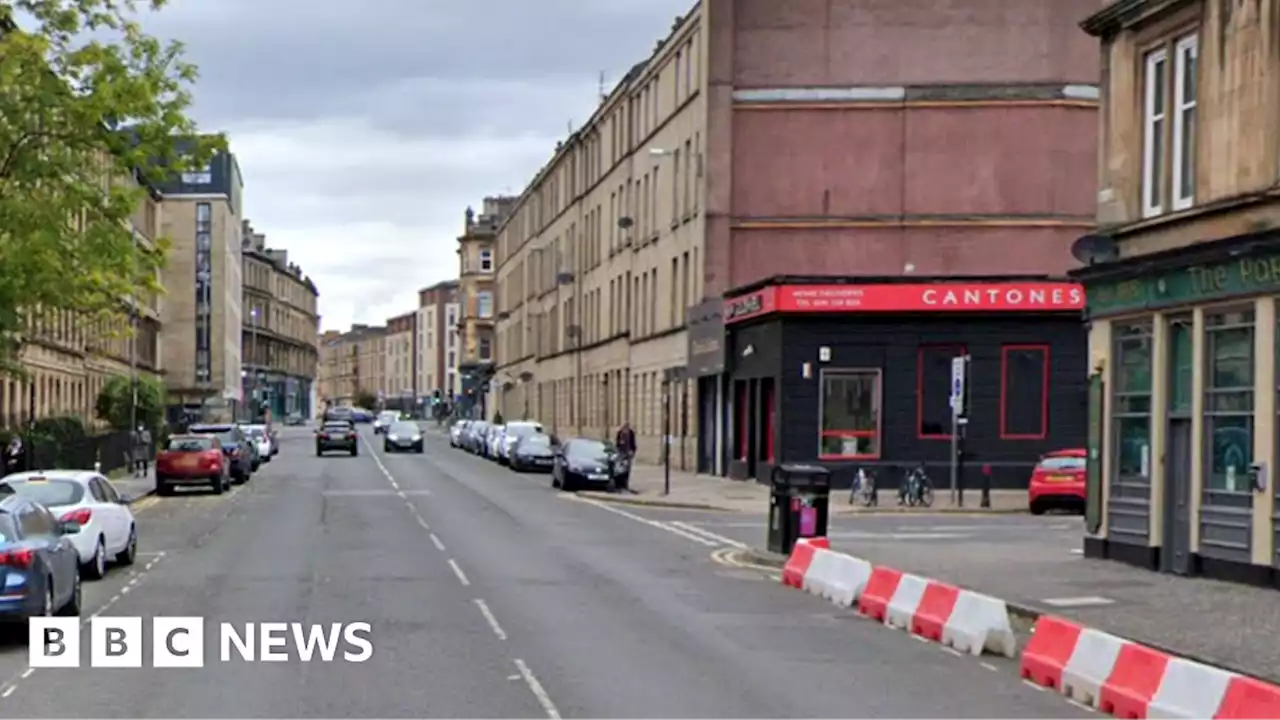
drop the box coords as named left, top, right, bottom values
left=0, top=470, right=137, bottom=579
left=499, top=421, right=544, bottom=464
left=243, top=424, right=273, bottom=461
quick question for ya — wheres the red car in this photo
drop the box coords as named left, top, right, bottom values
left=1027, top=449, right=1086, bottom=515
left=155, top=434, right=232, bottom=495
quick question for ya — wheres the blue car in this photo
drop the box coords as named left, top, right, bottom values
left=0, top=495, right=82, bottom=621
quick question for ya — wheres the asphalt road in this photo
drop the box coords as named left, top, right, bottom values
left=0, top=427, right=1090, bottom=718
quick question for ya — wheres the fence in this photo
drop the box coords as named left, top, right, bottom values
left=0, top=413, right=139, bottom=475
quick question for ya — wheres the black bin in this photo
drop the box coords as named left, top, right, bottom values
left=767, top=464, right=832, bottom=555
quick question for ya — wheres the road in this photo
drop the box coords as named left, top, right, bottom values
left=0, top=427, right=1090, bottom=718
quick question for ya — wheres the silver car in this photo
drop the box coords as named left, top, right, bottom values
left=486, top=424, right=505, bottom=459
left=449, top=420, right=469, bottom=448
left=498, top=421, right=544, bottom=465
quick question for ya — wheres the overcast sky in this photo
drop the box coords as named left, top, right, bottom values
left=143, top=0, right=693, bottom=332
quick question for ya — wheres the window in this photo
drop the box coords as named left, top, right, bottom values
left=1142, top=48, right=1167, bottom=218
left=1205, top=309, right=1254, bottom=491
left=1000, top=345, right=1048, bottom=439
left=1171, top=35, right=1197, bottom=210
left=477, top=292, right=493, bottom=318
left=479, top=249, right=493, bottom=272
left=917, top=345, right=965, bottom=438
left=182, top=165, right=212, bottom=184
left=818, top=369, right=881, bottom=459
left=1113, top=322, right=1153, bottom=488
left=478, top=337, right=492, bottom=361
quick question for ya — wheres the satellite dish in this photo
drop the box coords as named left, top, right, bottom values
left=1071, top=234, right=1118, bottom=266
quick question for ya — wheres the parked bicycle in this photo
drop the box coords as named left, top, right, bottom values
left=898, top=462, right=934, bottom=507
left=848, top=467, right=877, bottom=507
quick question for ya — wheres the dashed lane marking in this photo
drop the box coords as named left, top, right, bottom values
left=447, top=558, right=471, bottom=586
left=415, top=516, right=430, bottom=531
left=474, top=599, right=507, bottom=640
left=514, top=658, right=561, bottom=719
left=430, top=533, right=446, bottom=551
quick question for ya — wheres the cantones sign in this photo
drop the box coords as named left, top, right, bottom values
left=722, top=282, right=1084, bottom=324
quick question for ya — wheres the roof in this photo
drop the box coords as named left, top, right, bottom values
left=2, top=470, right=98, bottom=483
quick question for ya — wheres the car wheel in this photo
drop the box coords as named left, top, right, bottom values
left=1029, top=502, right=1046, bottom=515
left=38, top=581, right=53, bottom=617
left=115, top=525, right=137, bottom=565
left=212, top=476, right=225, bottom=494
left=383, top=444, right=391, bottom=453
left=316, top=448, right=324, bottom=456
left=157, top=482, right=174, bottom=496
left=82, top=538, right=106, bottom=580
left=350, top=447, right=358, bottom=457
left=58, top=573, right=81, bottom=616
left=416, top=446, right=424, bottom=454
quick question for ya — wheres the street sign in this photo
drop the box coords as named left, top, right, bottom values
left=949, top=356, right=966, bottom=412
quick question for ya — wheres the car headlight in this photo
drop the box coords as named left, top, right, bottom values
left=411, top=434, right=421, bottom=441
left=387, top=435, right=398, bottom=441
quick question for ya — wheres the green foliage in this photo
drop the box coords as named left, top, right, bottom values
left=94, top=373, right=164, bottom=431
left=0, top=0, right=224, bottom=376
left=354, top=391, right=377, bottom=410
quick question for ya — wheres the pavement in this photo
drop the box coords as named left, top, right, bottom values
left=0, top=425, right=1090, bottom=717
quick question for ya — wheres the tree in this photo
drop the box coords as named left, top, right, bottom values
left=354, top=390, right=377, bottom=410
left=94, top=373, right=164, bottom=432
left=0, top=0, right=223, bottom=376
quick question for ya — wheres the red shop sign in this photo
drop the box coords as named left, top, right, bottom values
left=723, top=282, right=1083, bottom=323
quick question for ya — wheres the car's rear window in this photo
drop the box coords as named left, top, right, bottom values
left=1039, top=456, right=1086, bottom=471
left=190, top=426, right=236, bottom=444
left=168, top=437, right=213, bottom=451
left=324, top=423, right=352, bottom=432
left=1, top=478, right=85, bottom=506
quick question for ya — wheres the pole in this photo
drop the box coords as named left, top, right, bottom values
left=949, top=407, right=958, bottom=506
left=129, top=229, right=139, bottom=435
left=662, top=374, right=671, bottom=496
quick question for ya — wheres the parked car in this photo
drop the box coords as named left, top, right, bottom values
left=510, top=432, right=555, bottom=472
left=552, top=438, right=620, bottom=492
left=1027, top=449, right=1087, bottom=515
left=316, top=420, right=359, bottom=456
left=0, top=494, right=82, bottom=621
left=464, top=421, right=490, bottom=454
left=0, top=471, right=138, bottom=579
left=450, top=420, right=470, bottom=448
left=373, top=411, right=398, bottom=434
left=154, top=434, right=233, bottom=495
left=242, top=425, right=273, bottom=462
left=285, top=413, right=306, bottom=426
left=352, top=408, right=374, bottom=424
left=187, top=424, right=254, bottom=483
left=383, top=421, right=424, bottom=453
left=485, top=424, right=505, bottom=459
left=498, top=421, right=544, bottom=465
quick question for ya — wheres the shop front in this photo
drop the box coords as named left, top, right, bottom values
left=722, top=277, right=1089, bottom=490
left=686, top=299, right=728, bottom=476
left=1077, top=235, right=1280, bottom=586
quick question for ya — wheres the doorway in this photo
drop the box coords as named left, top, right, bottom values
left=1162, top=316, right=1194, bottom=575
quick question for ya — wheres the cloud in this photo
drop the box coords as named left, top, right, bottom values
left=141, top=0, right=696, bottom=330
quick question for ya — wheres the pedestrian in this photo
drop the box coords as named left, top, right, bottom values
left=613, top=422, right=637, bottom=493
left=132, top=424, right=151, bottom=478
left=3, top=435, right=24, bottom=476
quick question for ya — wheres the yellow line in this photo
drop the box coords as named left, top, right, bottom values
left=131, top=496, right=160, bottom=513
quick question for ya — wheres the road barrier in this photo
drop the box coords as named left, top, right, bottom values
left=777, top=538, right=1280, bottom=717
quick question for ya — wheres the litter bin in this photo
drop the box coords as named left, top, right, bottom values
left=767, top=463, right=832, bottom=555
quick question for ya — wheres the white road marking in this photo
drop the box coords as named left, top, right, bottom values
left=416, top=516, right=430, bottom=530
left=361, top=435, right=400, bottom=486
left=430, top=533, right=446, bottom=551
left=514, top=658, right=561, bottom=719
left=2, top=686, right=13, bottom=698
left=1069, top=548, right=1084, bottom=555
left=1041, top=596, right=1114, bottom=608
left=943, top=647, right=964, bottom=657
left=397, top=490, right=406, bottom=499
left=474, top=599, right=507, bottom=640
left=575, top=497, right=718, bottom=546
left=19, top=669, right=32, bottom=679
left=911, top=634, right=929, bottom=643
left=981, top=662, right=999, bottom=672
left=669, top=521, right=749, bottom=548
left=321, top=489, right=432, bottom=496
left=1024, top=680, right=1048, bottom=692
left=447, top=559, right=471, bottom=586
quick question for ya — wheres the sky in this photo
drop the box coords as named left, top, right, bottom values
left=141, top=0, right=695, bottom=332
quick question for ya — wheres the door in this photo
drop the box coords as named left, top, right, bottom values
left=1163, top=419, right=1194, bottom=574
left=698, top=377, right=716, bottom=474
left=92, top=478, right=128, bottom=552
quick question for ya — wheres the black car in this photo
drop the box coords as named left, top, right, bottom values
left=552, top=438, right=619, bottom=492
left=383, top=421, right=423, bottom=453
left=187, top=424, right=254, bottom=482
left=0, top=495, right=82, bottom=621
left=510, top=433, right=555, bottom=472
left=316, top=421, right=358, bottom=456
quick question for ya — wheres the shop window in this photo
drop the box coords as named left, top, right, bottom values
left=1205, top=309, right=1254, bottom=492
left=999, top=345, right=1048, bottom=439
left=818, top=369, right=880, bottom=459
left=917, top=344, right=965, bottom=439
left=1113, top=323, right=1153, bottom=487
left=1168, top=317, right=1193, bottom=414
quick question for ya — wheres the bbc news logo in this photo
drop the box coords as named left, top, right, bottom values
left=30, top=617, right=373, bottom=667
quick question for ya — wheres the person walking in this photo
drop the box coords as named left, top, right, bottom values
left=613, top=422, right=637, bottom=493
left=132, top=425, right=152, bottom=478
left=4, top=435, right=25, bottom=476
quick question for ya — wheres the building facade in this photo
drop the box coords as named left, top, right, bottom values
left=495, top=0, right=1097, bottom=466
left=458, top=197, right=514, bottom=418
left=155, top=147, right=246, bottom=423
left=317, top=325, right=386, bottom=407
left=415, top=280, right=460, bottom=408
left=0, top=169, right=164, bottom=428
left=1076, top=0, right=1280, bottom=587
left=239, top=220, right=320, bottom=421
left=384, top=311, right=416, bottom=410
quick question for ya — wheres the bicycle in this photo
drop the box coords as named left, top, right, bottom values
left=899, top=462, right=935, bottom=507
left=848, top=467, right=878, bottom=507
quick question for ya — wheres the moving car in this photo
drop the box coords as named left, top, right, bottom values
left=242, top=425, right=273, bottom=462
left=1027, top=449, right=1087, bottom=515
left=316, top=420, right=359, bottom=456
left=187, top=424, right=255, bottom=483
left=498, top=421, right=544, bottom=465
left=510, top=432, right=555, bottom=472
left=155, top=434, right=233, bottom=495
left=352, top=408, right=374, bottom=424
left=552, top=438, right=620, bottom=492
left=0, top=495, right=82, bottom=620
left=383, top=421, right=423, bottom=453
left=449, top=420, right=469, bottom=448
left=0, top=471, right=138, bottom=579
left=373, top=411, right=400, bottom=434
left=324, top=407, right=354, bottom=424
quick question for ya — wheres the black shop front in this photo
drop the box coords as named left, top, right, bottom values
left=722, top=277, right=1089, bottom=490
